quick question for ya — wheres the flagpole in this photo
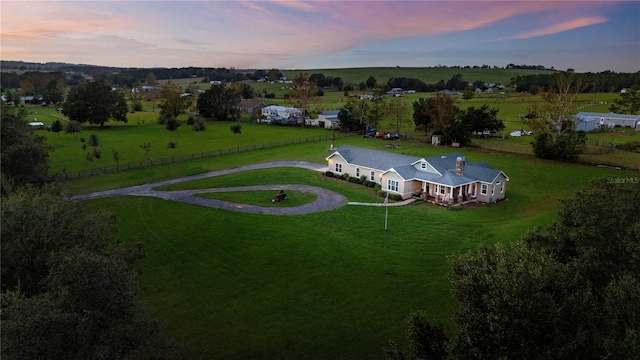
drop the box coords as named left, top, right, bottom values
left=384, top=192, right=389, bottom=231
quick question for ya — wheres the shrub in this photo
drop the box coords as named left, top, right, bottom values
left=341, top=173, right=350, bottom=180
left=348, top=176, right=360, bottom=183
left=324, top=171, right=335, bottom=178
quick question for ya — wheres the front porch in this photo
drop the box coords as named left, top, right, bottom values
left=411, top=182, right=478, bottom=207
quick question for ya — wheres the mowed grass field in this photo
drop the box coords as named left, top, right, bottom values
left=28, top=67, right=640, bottom=358
left=69, top=133, right=638, bottom=359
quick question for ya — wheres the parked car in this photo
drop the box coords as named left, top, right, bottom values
left=364, top=128, right=377, bottom=138
left=384, top=132, right=400, bottom=140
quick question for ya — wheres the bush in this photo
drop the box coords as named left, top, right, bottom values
left=324, top=171, right=335, bottom=178
left=341, top=173, right=350, bottom=180
left=348, top=176, right=360, bottom=183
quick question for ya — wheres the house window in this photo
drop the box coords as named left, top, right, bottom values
left=370, top=171, right=375, bottom=181
left=481, top=184, right=488, bottom=195
left=498, top=181, right=504, bottom=193
left=491, top=184, right=495, bottom=195
left=421, top=163, right=426, bottom=169
left=440, top=186, right=446, bottom=195
left=387, top=179, right=399, bottom=192
left=335, top=163, right=342, bottom=173
left=471, top=184, right=476, bottom=197
left=356, top=168, right=360, bottom=177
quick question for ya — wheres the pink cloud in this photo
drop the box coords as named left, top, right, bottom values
left=507, top=16, right=609, bottom=39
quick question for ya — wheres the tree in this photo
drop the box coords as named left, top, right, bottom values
left=128, top=82, right=145, bottom=111
left=385, top=311, right=448, bottom=360
left=462, top=86, right=474, bottom=101
left=338, top=99, right=367, bottom=132
left=197, top=84, right=240, bottom=121
left=230, top=123, right=242, bottom=134
left=65, top=120, right=82, bottom=138
left=285, top=73, right=322, bottom=127
left=0, top=104, right=50, bottom=193
left=387, top=97, right=410, bottom=133
left=412, top=92, right=458, bottom=136
left=1, top=187, right=178, bottom=359
left=523, top=72, right=587, bottom=161
left=365, top=85, right=387, bottom=129
left=164, top=117, right=181, bottom=132
left=140, top=143, right=151, bottom=158
left=157, top=81, right=191, bottom=120
left=610, top=85, right=640, bottom=114
left=366, top=76, right=377, bottom=89
left=51, top=120, right=63, bottom=134
left=61, top=80, right=128, bottom=126
left=461, top=105, right=504, bottom=136
left=448, top=178, right=640, bottom=360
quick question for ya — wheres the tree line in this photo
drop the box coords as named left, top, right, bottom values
left=1, top=103, right=180, bottom=358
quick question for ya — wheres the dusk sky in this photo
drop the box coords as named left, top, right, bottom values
left=2, top=1, right=639, bottom=72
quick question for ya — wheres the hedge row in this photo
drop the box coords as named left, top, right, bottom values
left=324, top=171, right=403, bottom=201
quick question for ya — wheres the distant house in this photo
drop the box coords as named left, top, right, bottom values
left=574, top=112, right=640, bottom=131
left=326, top=145, right=509, bottom=205
left=237, top=100, right=264, bottom=113
left=309, top=110, right=340, bottom=129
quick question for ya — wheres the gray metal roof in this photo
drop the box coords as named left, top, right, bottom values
left=329, top=145, right=507, bottom=186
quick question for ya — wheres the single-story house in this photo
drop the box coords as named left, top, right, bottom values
left=308, top=110, right=340, bottom=129
left=574, top=112, right=640, bottom=130
left=326, top=145, right=509, bottom=205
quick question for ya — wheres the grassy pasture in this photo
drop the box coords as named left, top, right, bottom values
left=72, top=133, right=637, bottom=359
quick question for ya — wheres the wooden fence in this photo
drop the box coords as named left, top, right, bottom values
left=59, top=132, right=355, bottom=180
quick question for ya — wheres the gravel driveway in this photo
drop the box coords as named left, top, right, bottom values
left=72, top=161, right=349, bottom=215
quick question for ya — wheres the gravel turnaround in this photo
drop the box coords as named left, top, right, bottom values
left=72, top=161, right=350, bottom=215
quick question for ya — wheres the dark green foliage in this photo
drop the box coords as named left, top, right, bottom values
left=164, top=117, right=181, bottom=132
left=65, top=120, right=82, bottom=137
left=385, top=312, right=448, bottom=360
left=531, top=131, right=586, bottom=162
left=446, top=178, right=640, bottom=360
left=192, top=117, right=206, bottom=132
left=62, top=80, right=128, bottom=126
left=197, top=84, right=240, bottom=121
left=88, top=133, right=100, bottom=147
left=324, top=171, right=335, bottom=177
left=51, top=120, right=63, bottom=133
left=166, top=140, right=177, bottom=149
left=1, top=186, right=178, bottom=359
left=462, top=105, right=504, bottom=136
left=609, top=85, right=640, bottom=114
left=111, top=149, right=120, bottom=163
left=1, top=185, right=115, bottom=296
left=0, top=104, right=50, bottom=192
left=338, top=99, right=368, bottom=132
left=230, top=123, right=242, bottom=134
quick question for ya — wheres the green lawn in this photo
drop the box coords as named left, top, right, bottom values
left=73, top=135, right=638, bottom=359
left=195, top=189, right=317, bottom=207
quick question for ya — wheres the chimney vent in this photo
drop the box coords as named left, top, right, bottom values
left=455, top=156, right=465, bottom=176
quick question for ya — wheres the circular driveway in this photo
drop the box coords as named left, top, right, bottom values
left=72, top=161, right=349, bottom=215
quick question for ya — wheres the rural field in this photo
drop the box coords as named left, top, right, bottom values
left=30, top=67, right=639, bottom=359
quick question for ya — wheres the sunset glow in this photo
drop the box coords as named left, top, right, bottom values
left=1, top=0, right=638, bottom=72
